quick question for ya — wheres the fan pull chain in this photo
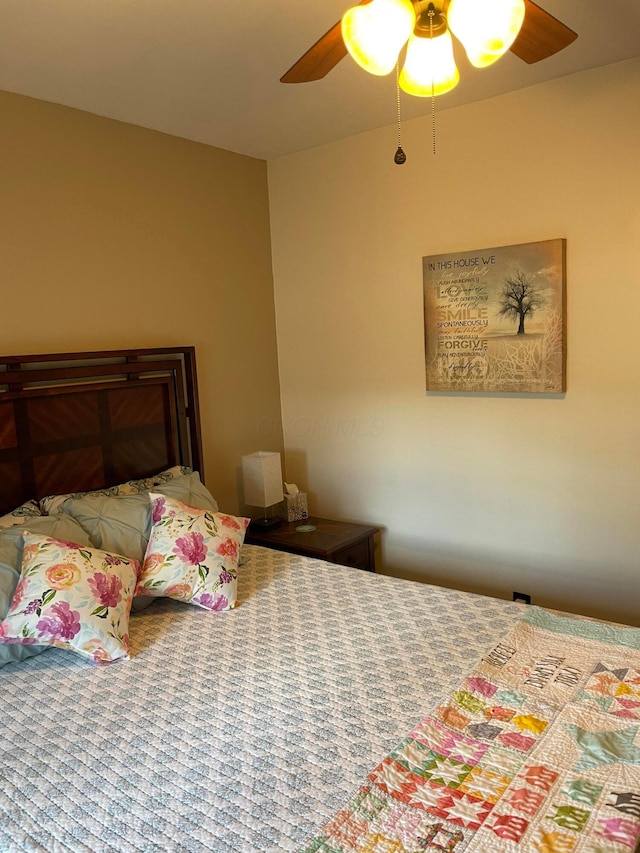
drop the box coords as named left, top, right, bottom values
left=429, top=7, right=437, bottom=155
left=394, top=62, right=406, bottom=165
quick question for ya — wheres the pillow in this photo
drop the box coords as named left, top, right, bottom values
left=0, top=500, right=42, bottom=530
left=0, top=532, right=138, bottom=665
left=136, top=494, right=249, bottom=611
left=58, top=472, right=218, bottom=565
left=0, top=515, right=94, bottom=669
left=40, top=465, right=193, bottom=515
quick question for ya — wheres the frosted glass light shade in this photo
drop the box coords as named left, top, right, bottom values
left=448, top=0, right=525, bottom=68
left=241, top=451, right=284, bottom=509
left=342, top=0, right=416, bottom=76
left=399, top=30, right=460, bottom=97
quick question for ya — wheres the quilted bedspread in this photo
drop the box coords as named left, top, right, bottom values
left=0, top=546, right=524, bottom=853
left=308, top=609, right=640, bottom=853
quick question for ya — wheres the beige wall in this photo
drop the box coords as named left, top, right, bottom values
left=268, top=59, right=640, bottom=626
left=1, top=90, right=283, bottom=513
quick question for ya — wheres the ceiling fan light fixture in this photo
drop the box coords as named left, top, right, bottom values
left=399, top=28, right=459, bottom=97
left=448, top=0, right=525, bottom=68
left=341, top=0, right=416, bottom=77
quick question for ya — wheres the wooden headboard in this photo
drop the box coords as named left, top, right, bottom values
left=0, top=347, right=203, bottom=515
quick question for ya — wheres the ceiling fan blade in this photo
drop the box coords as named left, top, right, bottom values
left=281, top=1, right=375, bottom=84
left=510, top=0, right=578, bottom=64
left=280, top=19, right=347, bottom=83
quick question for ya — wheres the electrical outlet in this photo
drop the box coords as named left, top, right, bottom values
left=512, top=591, right=531, bottom=605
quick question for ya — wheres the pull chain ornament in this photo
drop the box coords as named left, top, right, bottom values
left=394, top=62, right=406, bottom=164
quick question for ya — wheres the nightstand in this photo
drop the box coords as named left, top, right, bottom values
left=244, top=516, right=380, bottom=572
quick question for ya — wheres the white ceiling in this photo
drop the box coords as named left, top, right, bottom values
left=1, top=0, right=638, bottom=161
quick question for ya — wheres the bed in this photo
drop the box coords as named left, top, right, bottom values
left=1, top=349, right=639, bottom=853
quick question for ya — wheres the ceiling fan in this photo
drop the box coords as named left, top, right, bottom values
left=281, top=0, right=578, bottom=98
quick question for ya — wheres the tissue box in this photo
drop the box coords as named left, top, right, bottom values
left=285, top=492, right=308, bottom=522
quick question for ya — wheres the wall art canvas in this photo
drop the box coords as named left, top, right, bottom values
left=423, top=238, right=566, bottom=393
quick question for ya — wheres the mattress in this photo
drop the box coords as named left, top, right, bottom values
left=0, top=545, right=524, bottom=853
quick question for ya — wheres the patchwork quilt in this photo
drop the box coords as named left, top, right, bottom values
left=306, top=609, right=640, bottom=853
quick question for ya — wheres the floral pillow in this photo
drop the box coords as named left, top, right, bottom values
left=136, top=494, right=249, bottom=612
left=0, top=514, right=93, bottom=669
left=0, top=533, right=139, bottom=664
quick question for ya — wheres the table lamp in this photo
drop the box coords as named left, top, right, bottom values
left=241, top=451, right=284, bottom=528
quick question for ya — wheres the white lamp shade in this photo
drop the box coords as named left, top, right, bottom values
left=242, top=451, right=284, bottom=509
left=448, top=0, right=525, bottom=68
left=341, top=0, right=416, bottom=76
left=399, top=30, right=460, bottom=97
